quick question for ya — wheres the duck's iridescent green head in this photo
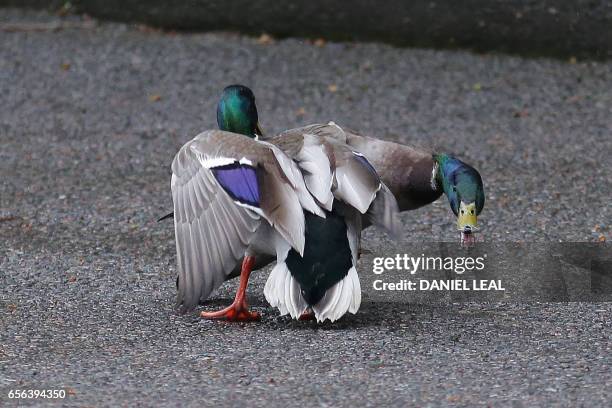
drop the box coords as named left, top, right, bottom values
left=216, top=85, right=262, bottom=138
left=434, top=154, right=485, bottom=237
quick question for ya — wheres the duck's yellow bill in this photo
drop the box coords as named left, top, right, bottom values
left=457, top=202, right=477, bottom=231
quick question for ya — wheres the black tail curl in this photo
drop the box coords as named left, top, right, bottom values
left=157, top=212, right=174, bottom=222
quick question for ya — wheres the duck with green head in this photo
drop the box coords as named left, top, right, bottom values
left=433, top=153, right=485, bottom=244
left=278, top=120, right=486, bottom=245
left=216, top=85, right=263, bottom=137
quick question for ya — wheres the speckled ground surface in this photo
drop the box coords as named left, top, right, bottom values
left=1, top=9, right=611, bottom=407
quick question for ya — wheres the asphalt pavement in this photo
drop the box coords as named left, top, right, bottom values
left=1, top=9, right=611, bottom=407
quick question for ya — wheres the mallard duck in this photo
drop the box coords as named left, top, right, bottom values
left=171, top=128, right=322, bottom=320
left=283, top=123, right=485, bottom=245
left=170, top=85, right=399, bottom=322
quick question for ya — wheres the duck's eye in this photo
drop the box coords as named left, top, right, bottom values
left=471, top=210, right=474, bottom=214
left=460, top=209, right=464, bottom=214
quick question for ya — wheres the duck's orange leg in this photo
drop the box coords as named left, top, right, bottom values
left=200, top=256, right=260, bottom=321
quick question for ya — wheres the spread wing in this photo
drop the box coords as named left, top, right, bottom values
left=172, top=130, right=323, bottom=310
left=274, top=126, right=400, bottom=236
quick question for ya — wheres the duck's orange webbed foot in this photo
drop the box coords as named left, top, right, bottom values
left=200, top=301, right=260, bottom=322
left=200, top=255, right=260, bottom=322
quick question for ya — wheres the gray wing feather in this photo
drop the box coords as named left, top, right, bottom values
left=279, top=122, right=347, bottom=142
left=367, top=183, right=400, bottom=238
left=172, top=143, right=260, bottom=311
left=279, top=124, right=382, bottom=214
left=295, top=134, right=334, bottom=210
left=333, top=151, right=381, bottom=214
left=278, top=124, right=401, bottom=235
left=271, top=133, right=335, bottom=211
left=279, top=122, right=402, bottom=238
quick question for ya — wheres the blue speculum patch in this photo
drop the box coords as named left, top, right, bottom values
left=353, top=152, right=379, bottom=178
left=212, top=163, right=260, bottom=207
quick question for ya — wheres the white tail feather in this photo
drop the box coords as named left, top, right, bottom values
left=312, top=267, right=361, bottom=322
left=264, top=263, right=362, bottom=322
left=348, top=267, right=361, bottom=313
left=264, top=261, right=308, bottom=319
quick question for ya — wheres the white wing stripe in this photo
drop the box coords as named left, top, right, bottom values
left=198, top=155, right=235, bottom=168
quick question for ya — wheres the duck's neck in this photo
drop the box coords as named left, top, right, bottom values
left=432, top=154, right=465, bottom=197
left=432, top=154, right=457, bottom=199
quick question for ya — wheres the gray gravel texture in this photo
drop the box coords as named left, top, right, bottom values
left=1, top=9, right=611, bottom=408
